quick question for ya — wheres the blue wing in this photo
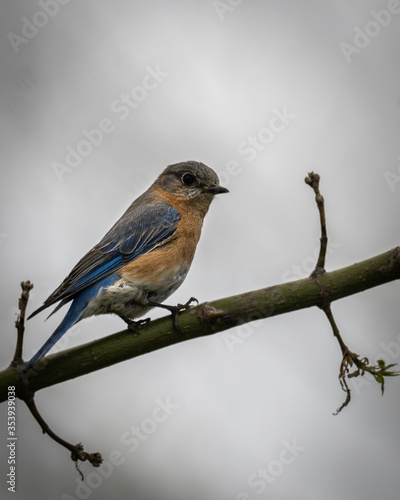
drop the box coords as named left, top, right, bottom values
left=23, top=201, right=181, bottom=372
left=28, top=202, right=181, bottom=318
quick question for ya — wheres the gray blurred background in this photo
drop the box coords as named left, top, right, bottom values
left=1, top=1, right=400, bottom=499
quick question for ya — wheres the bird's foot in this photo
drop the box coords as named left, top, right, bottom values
left=119, top=315, right=151, bottom=335
left=176, top=296, right=199, bottom=312
left=147, top=297, right=198, bottom=333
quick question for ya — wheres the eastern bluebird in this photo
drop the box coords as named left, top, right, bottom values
left=23, top=161, right=228, bottom=372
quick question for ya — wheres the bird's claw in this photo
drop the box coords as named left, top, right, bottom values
left=176, top=296, right=199, bottom=311
left=146, top=296, right=198, bottom=333
left=120, top=315, right=151, bottom=335
left=170, top=296, right=199, bottom=333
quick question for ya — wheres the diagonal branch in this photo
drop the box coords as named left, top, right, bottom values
left=4, top=173, right=398, bottom=473
left=1, top=246, right=399, bottom=402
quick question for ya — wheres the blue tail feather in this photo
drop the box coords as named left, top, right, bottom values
left=23, top=273, right=119, bottom=372
left=22, top=297, right=85, bottom=372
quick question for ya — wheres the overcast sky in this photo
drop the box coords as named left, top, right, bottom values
left=1, top=1, right=400, bottom=499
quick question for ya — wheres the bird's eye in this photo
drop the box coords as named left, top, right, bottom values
left=181, top=172, right=196, bottom=187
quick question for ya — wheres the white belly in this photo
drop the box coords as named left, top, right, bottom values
left=81, top=264, right=190, bottom=320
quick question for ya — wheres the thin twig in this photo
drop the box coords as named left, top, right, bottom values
left=321, top=304, right=348, bottom=356
left=305, top=173, right=355, bottom=413
left=11, top=281, right=34, bottom=367
left=334, top=360, right=352, bottom=415
left=24, top=393, right=103, bottom=479
left=11, top=280, right=103, bottom=479
left=305, top=172, right=328, bottom=273
left=305, top=173, right=399, bottom=415
left=322, top=304, right=354, bottom=415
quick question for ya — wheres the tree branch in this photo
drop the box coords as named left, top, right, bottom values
left=1, top=246, right=399, bottom=403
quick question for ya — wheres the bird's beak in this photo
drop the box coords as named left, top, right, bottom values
left=203, top=184, right=229, bottom=195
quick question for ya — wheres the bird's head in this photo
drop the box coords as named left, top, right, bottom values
left=155, top=161, right=229, bottom=208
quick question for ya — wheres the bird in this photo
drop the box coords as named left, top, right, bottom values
left=23, top=161, right=228, bottom=372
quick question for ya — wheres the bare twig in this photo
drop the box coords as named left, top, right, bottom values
left=321, top=303, right=354, bottom=414
left=23, top=393, right=103, bottom=479
left=11, top=281, right=34, bottom=367
left=305, top=173, right=399, bottom=415
left=305, top=172, right=328, bottom=273
left=321, top=303, right=348, bottom=356
left=305, top=173, right=354, bottom=413
left=10, top=279, right=102, bottom=479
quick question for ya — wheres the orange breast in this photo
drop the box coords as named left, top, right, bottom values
left=119, top=192, right=204, bottom=290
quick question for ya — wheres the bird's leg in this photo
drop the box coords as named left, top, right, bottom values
left=146, top=297, right=198, bottom=333
left=119, top=297, right=198, bottom=333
